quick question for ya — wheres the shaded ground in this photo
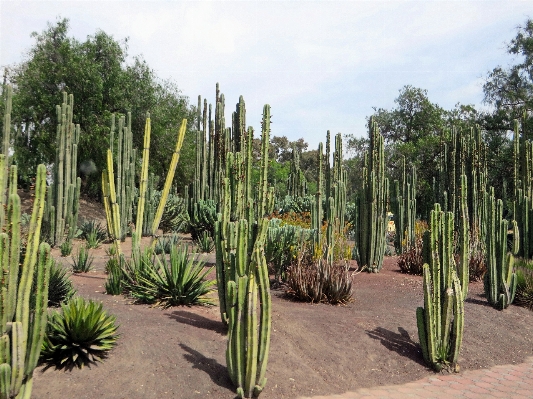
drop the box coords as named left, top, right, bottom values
left=30, top=241, right=533, bottom=399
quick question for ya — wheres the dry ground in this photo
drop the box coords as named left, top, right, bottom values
left=19, top=192, right=533, bottom=399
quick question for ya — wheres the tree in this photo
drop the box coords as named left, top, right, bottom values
left=370, top=86, right=446, bottom=217
left=7, top=18, right=194, bottom=196
left=484, top=18, right=533, bottom=125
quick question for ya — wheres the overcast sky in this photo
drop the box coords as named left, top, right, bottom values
left=0, top=1, right=531, bottom=152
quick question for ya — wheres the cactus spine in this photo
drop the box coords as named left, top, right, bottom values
left=0, top=163, right=51, bottom=399
left=355, top=118, right=389, bottom=272
left=214, top=101, right=273, bottom=398
left=43, top=92, right=81, bottom=246
left=416, top=203, right=466, bottom=371
left=485, top=188, right=519, bottom=309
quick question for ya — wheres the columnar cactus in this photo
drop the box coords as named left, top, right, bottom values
left=0, top=163, right=51, bottom=399
left=416, top=203, right=466, bottom=371
left=485, top=188, right=519, bottom=309
left=214, top=103, right=273, bottom=398
left=391, top=156, right=417, bottom=254
left=355, top=118, right=389, bottom=272
left=108, top=113, right=137, bottom=241
left=287, top=147, right=307, bottom=197
left=43, top=92, right=81, bottom=246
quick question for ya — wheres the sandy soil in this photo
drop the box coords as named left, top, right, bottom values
left=19, top=192, right=533, bottom=399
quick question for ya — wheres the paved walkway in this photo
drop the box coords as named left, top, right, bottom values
left=297, top=357, right=533, bottom=399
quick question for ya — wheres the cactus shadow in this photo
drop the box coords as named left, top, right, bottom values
left=179, top=343, right=235, bottom=393
left=465, top=296, right=492, bottom=308
left=366, top=326, right=427, bottom=367
left=168, top=310, right=226, bottom=335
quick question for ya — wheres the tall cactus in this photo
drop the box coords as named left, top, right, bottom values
left=0, top=163, right=51, bottom=399
left=43, top=92, right=81, bottom=247
left=416, top=203, right=466, bottom=371
left=485, top=188, right=519, bottom=309
left=107, top=113, right=137, bottom=241
left=391, top=156, right=417, bottom=254
left=287, top=147, right=307, bottom=197
left=354, top=118, right=389, bottom=272
left=214, top=103, right=273, bottom=398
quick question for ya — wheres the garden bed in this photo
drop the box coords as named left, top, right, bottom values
left=31, top=245, right=533, bottom=399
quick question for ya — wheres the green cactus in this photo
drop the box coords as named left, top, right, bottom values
left=485, top=188, right=519, bottom=309
left=0, top=163, right=51, bottom=399
left=43, top=92, right=81, bottom=247
left=354, top=118, right=389, bottom=272
left=214, top=101, right=273, bottom=398
left=391, top=156, right=417, bottom=254
left=416, top=203, right=466, bottom=371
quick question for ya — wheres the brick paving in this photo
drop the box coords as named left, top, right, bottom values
left=297, top=357, right=533, bottom=399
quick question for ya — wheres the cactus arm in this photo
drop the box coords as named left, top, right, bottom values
left=133, top=115, right=151, bottom=250
left=151, top=119, right=187, bottom=237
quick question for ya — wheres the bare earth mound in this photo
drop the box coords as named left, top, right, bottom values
left=30, top=239, right=533, bottom=399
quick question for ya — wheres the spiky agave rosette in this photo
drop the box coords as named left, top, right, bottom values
left=40, top=297, right=119, bottom=369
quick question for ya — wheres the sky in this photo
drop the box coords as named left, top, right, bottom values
left=0, top=1, right=531, bottom=152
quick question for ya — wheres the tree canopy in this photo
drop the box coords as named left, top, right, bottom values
left=5, top=18, right=195, bottom=196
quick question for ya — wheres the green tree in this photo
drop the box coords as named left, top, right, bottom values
left=483, top=18, right=533, bottom=127
left=7, top=18, right=194, bottom=196
left=371, top=86, right=446, bottom=218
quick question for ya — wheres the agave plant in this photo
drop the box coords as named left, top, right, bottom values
left=71, top=245, right=94, bottom=273
left=125, top=245, right=215, bottom=308
left=154, top=233, right=181, bottom=255
left=48, top=259, right=77, bottom=307
left=194, top=231, right=215, bottom=253
left=78, top=219, right=108, bottom=243
left=60, top=239, right=73, bottom=256
left=105, top=256, right=124, bottom=295
left=40, top=297, right=119, bottom=369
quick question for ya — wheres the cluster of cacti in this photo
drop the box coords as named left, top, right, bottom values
left=186, top=85, right=233, bottom=237
left=436, top=126, right=486, bottom=235
left=484, top=188, right=519, bottom=309
left=43, top=92, right=81, bottom=247
left=416, top=203, right=467, bottom=371
left=105, top=113, right=137, bottom=242
left=354, top=118, right=389, bottom=272
left=310, top=132, right=348, bottom=263
left=214, top=98, right=273, bottom=398
left=103, top=114, right=187, bottom=255
left=391, top=156, right=416, bottom=254
left=287, top=147, right=307, bottom=197
left=513, top=115, right=533, bottom=259
left=0, top=162, right=51, bottom=399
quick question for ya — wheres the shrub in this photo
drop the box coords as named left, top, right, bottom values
left=398, top=237, right=424, bottom=275
left=124, top=245, right=215, bottom=308
left=194, top=231, right=215, bottom=253
left=40, top=297, right=119, bottom=369
left=285, top=244, right=353, bottom=304
left=60, top=240, right=73, bottom=256
left=397, top=220, right=428, bottom=275
left=48, top=260, right=77, bottom=307
left=71, top=246, right=94, bottom=273
left=265, top=218, right=314, bottom=282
